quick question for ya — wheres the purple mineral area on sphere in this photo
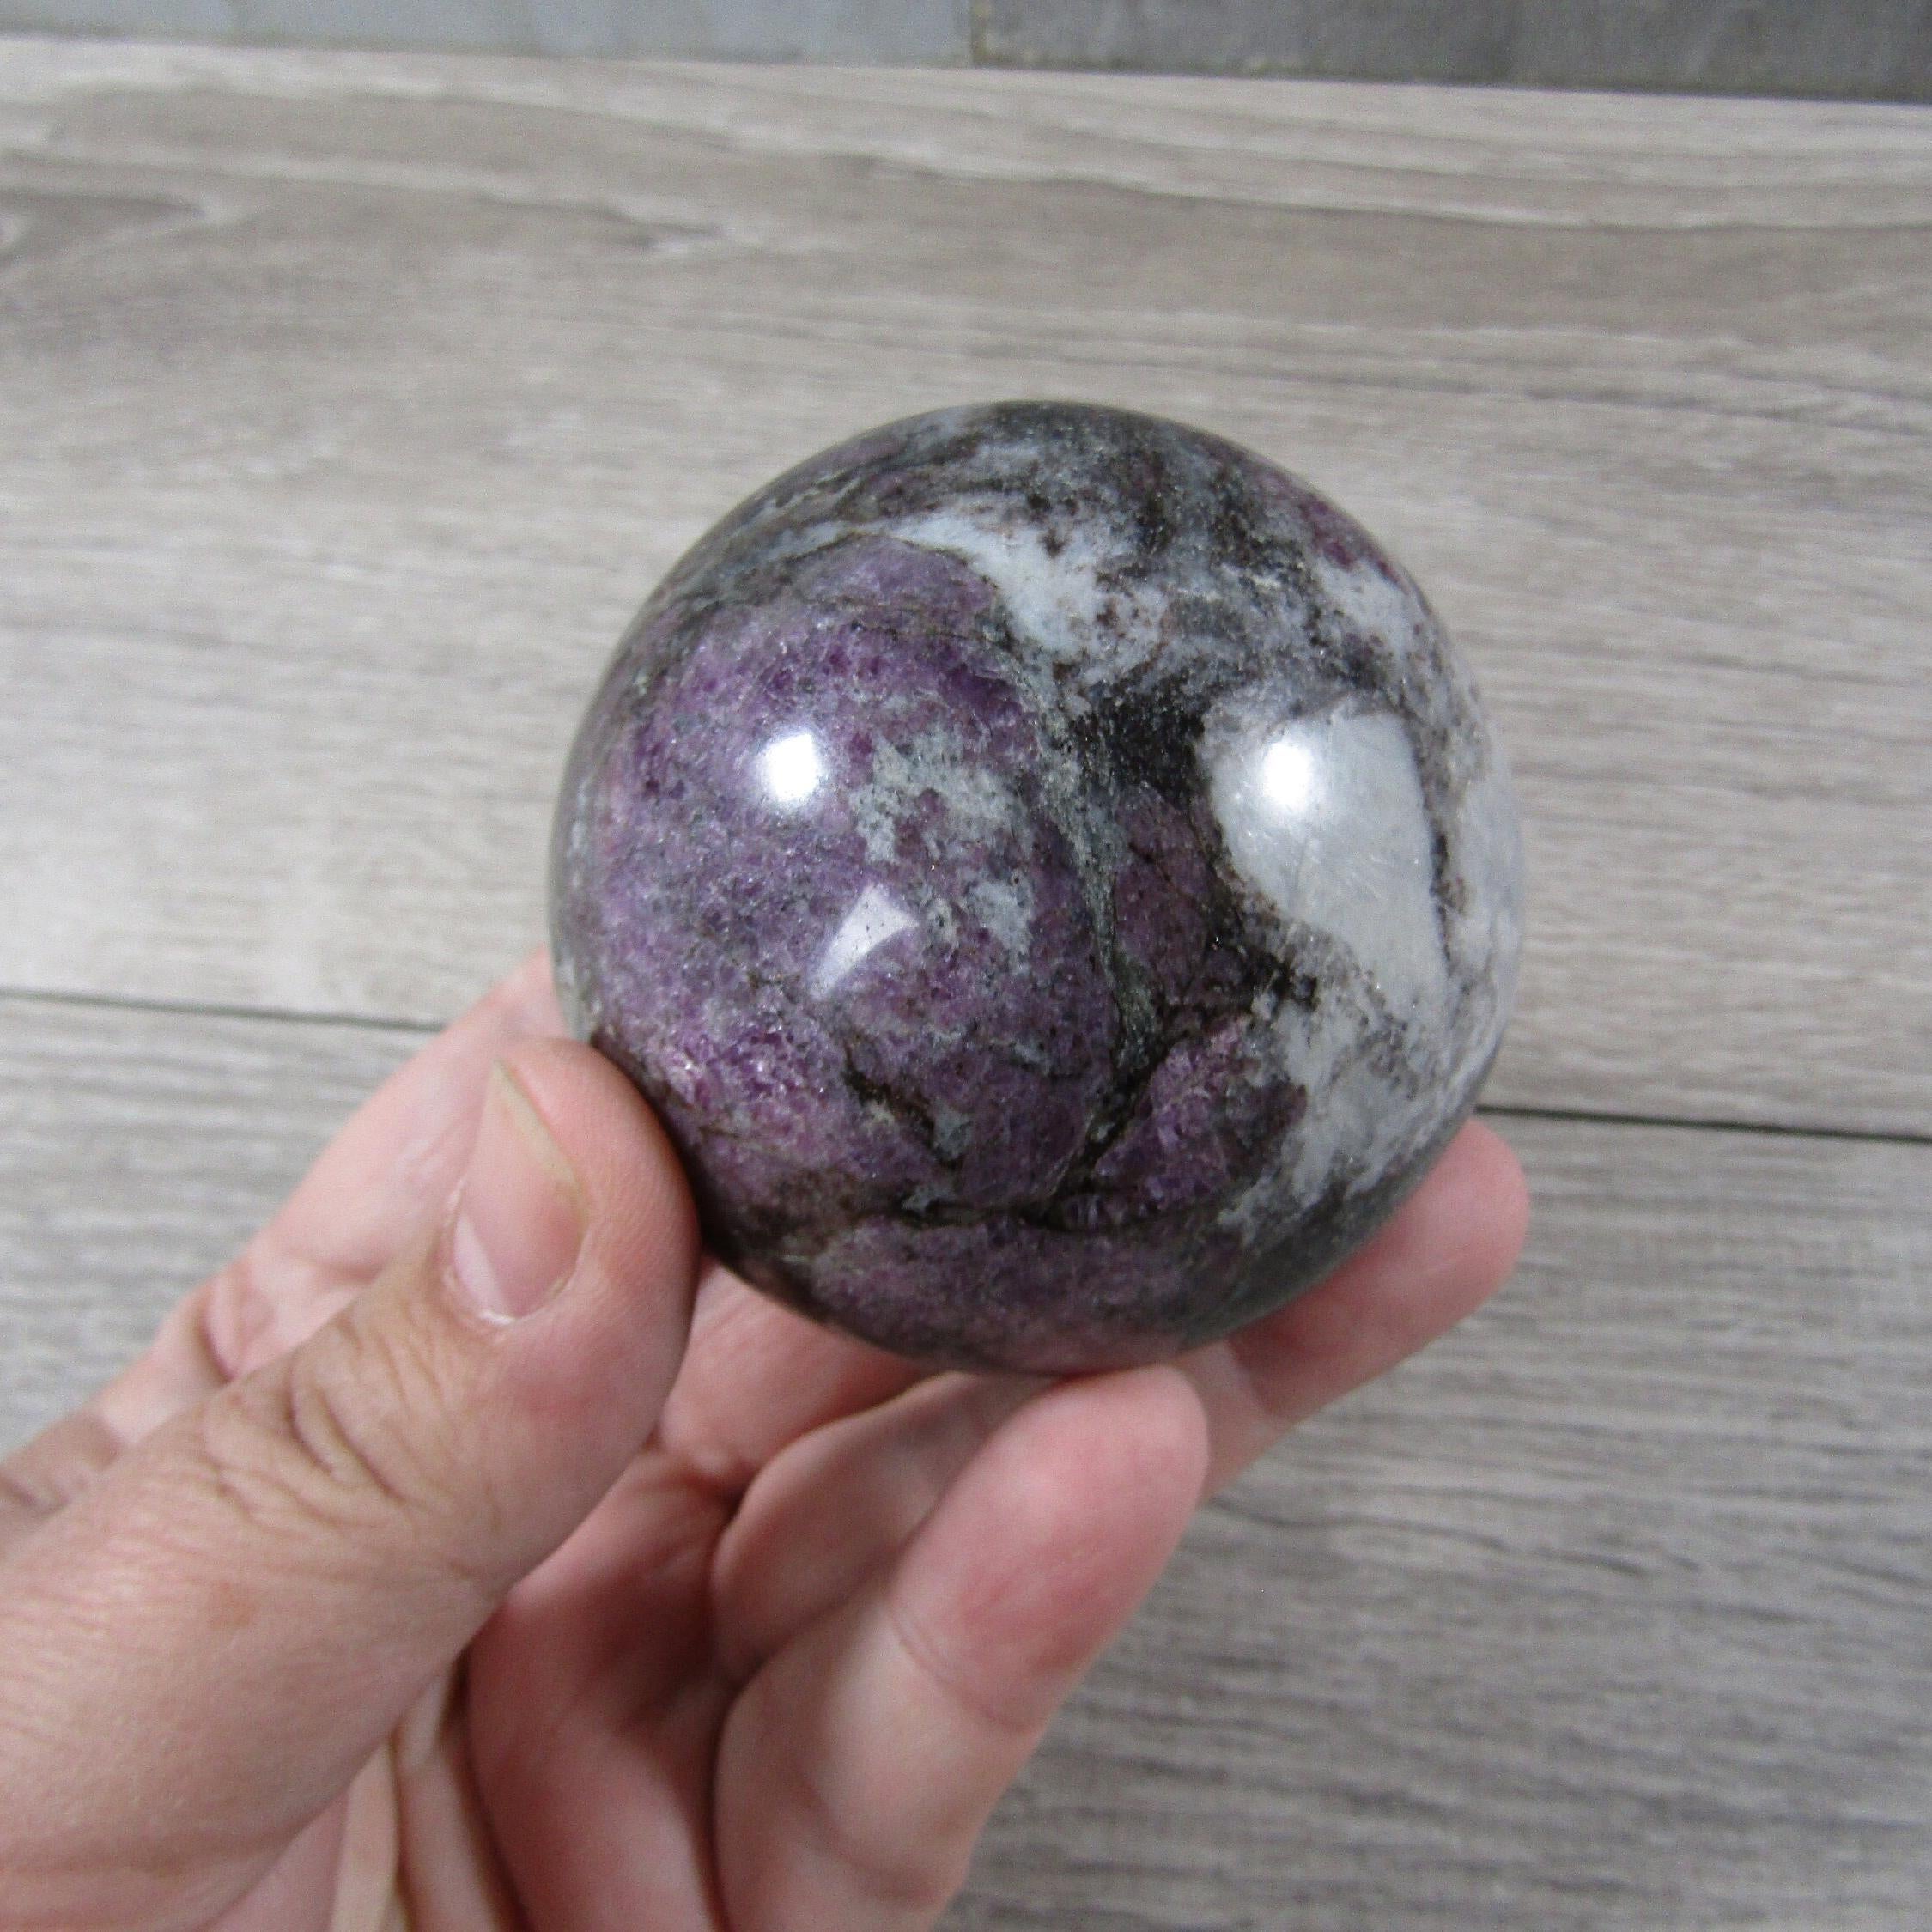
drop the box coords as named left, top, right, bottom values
left=550, top=401, right=1523, bottom=1372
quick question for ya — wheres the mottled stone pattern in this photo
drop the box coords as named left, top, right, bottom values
left=550, top=402, right=1522, bottom=1371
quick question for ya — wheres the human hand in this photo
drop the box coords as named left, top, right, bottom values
left=0, top=953, right=1528, bottom=1931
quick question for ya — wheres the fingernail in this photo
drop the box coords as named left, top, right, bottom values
left=448, top=1064, right=586, bottom=1321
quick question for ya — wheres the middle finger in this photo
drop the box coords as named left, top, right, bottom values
left=707, top=1121, right=1526, bottom=1682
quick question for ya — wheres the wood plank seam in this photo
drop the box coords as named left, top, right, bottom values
left=4, top=988, right=1928, bottom=1153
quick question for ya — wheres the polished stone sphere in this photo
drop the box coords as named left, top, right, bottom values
left=550, top=402, right=1522, bottom=1372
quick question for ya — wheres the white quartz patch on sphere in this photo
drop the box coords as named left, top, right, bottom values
left=1207, top=705, right=1452, bottom=1032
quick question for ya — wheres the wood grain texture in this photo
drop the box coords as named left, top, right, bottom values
left=981, top=0, right=1522, bottom=84
left=5, top=1, right=1928, bottom=98
left=3, top=996, right=1927, bottom=1927
left=979, top=0, right=1932, bottom=101
left=3, top=45, right=1932, bottom=1128
left=0, top=46, right=1928, bottom=1919
left=969, top=1109, right=1932, bottom=1929
left=0, top=0, right=975, bottom=64
left=0, top=44, right=1929, bottom=1138
left=0, top=992, right=418, bottom=1444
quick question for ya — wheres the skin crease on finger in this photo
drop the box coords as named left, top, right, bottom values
left=0, top=956, right=1527, bottom=1932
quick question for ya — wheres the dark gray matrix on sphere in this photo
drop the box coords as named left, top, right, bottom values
left=550, top=402, right=1522, bottom=1371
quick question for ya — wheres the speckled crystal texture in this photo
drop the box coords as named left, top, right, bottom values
left=550, top=402, right=1522, bottom=1372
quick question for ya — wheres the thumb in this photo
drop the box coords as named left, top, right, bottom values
left=0, top=1037, right=698, bottom=1904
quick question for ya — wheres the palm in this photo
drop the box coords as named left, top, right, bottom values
left=467, top=1275, right=997, bottom=1924
left=337, top=1266, right=942, bottom=1930
left=293, top=1261, right=1163, bottom=1931
left=466, top=1279, right=950, bottom=1929
left=62, top=954, right=1519, bottom=1930
left=225, top=1253, right=1177, bottom=1932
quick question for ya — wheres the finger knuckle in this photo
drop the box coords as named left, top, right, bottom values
left=193, top=1317, right=464, bottom=1571
left=286, top=1331, right=429, bottom=1518
left=886, top=1584, right=1042, bottom=1745
left=790, top=1732, right=963, bottom=1917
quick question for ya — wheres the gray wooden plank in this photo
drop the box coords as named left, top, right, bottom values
left=980, top=0, right=1519, bottom=84
left=0, top=993, right=419, bottom=1445
left=5, top=1, right=1928, bottom=100
left=960, top=1109, right=1932, bottom=1929
left=0, top=2, right=973, bottom=64
left=1, top=44, right=1929, bottom=1138
left=979, top=0, right=1932, bottom=102
left=3, top=993, right=1927, bottom=1926
left=1510, top=0, right=1932, bottom=101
